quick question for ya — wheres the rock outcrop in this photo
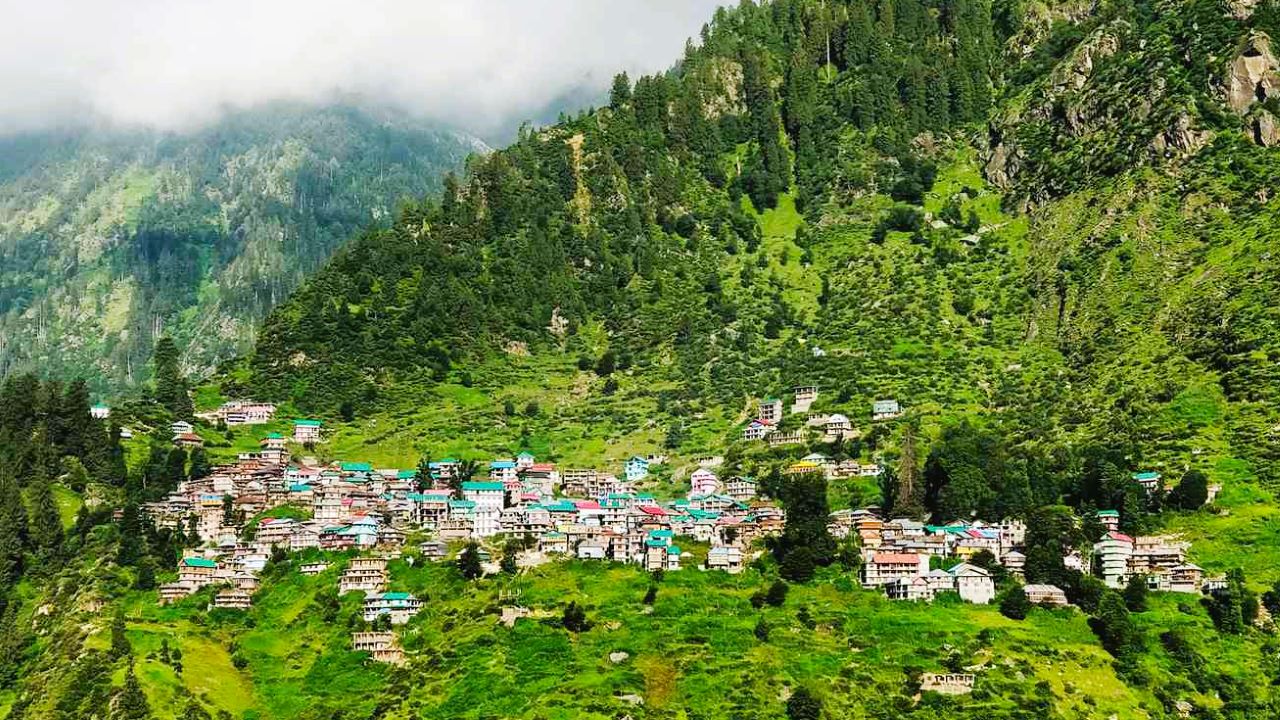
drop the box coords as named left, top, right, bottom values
left=1227, top=33, right=1280, bottom=113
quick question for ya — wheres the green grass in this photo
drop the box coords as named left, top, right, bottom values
left=81, top=552, right=1266, bottom=720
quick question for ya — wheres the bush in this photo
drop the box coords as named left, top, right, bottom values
left=999, top=586, right=1030, bottom=620
left=765, top=580, right=789, bottom=607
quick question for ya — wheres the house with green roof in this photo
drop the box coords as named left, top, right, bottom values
left=293, top=418, right=323, bottom=444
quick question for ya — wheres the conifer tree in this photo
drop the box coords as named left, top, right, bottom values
left=152, top=337, right=192, bottom=420
left=457, top=542, right=482, bottom=580
left=113, top=661, right=151, bottom=720
left=28, top=477, right=64, bottom=560
left=110, top=606, right=131, bottom=659
left=0, top=469, right=29, bottom=584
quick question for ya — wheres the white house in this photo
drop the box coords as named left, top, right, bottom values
left=293, top=419, right=322, bottom=444
left=949, top=563, right=995, bottom=604
left=872, top=399, right=902, bottom=421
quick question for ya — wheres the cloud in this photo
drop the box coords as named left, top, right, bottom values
left=0, top=0, right=725, bottom=138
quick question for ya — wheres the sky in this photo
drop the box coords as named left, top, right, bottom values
left=0, top=0, right=726, bottom=139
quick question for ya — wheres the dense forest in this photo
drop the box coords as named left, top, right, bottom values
left=249, top=0, right=1280, bottom=491
left=0, top=104, right=482, bottom=391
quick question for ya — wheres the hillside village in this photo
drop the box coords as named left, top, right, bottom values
left=134, top=386, right=1228, bottom=667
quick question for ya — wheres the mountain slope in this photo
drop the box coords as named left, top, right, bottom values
left=0, top=104, right=484, bottom=390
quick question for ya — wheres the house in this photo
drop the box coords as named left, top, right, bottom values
left=171, top=420, right=194, bottom=435
left=1132, top=471, right=1163, bottom=493
left=919, top=674, right=975, bottom=695
left=861, top=552, right=928, bottom=587
left=363, top=592, right=423, bottom=624
left=1170, top=563, right=1205, bottom=593
left=1094, top=531, right=1135, bottom=588
left=924, top=568, right=956, bottom=595
left=293, top=419, right=322, bottom=444
left=1097, top=509, right=1121, bottom=532
left=885, top=576, right=933, bottom=601
left=488, top=460, right=518, bottom=483
left=577, top=539, right=609, bottom=560
left=949, top=563, right=995, bottom=604
left=706, top=545, right=743, bottom=573
left=299, top=562, right=329, bottom=575
left=213, top=588, right=252, bottom=610
left=177, top=557, right=219, bottom=588
left=260, top=433, right=287, bottom=451
left=758, top=397, right=783, bottom=423
left=351, top=632, right=404, bottom=665
left=1001, top=550, right=1026, bottom=577
left=824, top=414, right=853, bottom=440
left=419, top=540, right=448, bottom=561
left=1024, top=584, right=1069, bottom=607
left=462, top=481, right=505, bottom=537
left=90, top=404, right=111, bottom=419
left=689, top=468, right=719, bottom=497
left=872, top=399, right=902, bottom=421
left=767, top=430, right=806, bottom=447
left=540, top=531, right=569, bottom=554
left=742, top=418, right=775, bottom=441
left=725, top=476, right=757, bottom=501
left=515, top=451, right=536, bottom=470
left=624, top=456, right=650, bottom=484
left=173, top=432, right=204, bottom=449
left=791, top=386, right=818, bottom=413
left=339, top=557, right=388, bottom=594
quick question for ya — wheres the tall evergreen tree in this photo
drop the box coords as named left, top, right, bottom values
left=0, top=469, right=29, bottom=584
left=113, top=661, right=151, bottom=720
left=152, top=337, right=192, bottom=420
left=28, top=477, right=64, bottom=560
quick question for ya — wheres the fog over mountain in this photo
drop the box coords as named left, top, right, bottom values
left=0, top=0, right=724, bottom=139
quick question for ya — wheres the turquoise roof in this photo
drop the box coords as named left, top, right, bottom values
left=341, top=461, right=373, bottom=472
left=463, top=481, right=504, bottom=491
left=379, top=592, right=413, bottom=601
left=181, top=557, right=217, bottom=568
left=1132, top=471, right=1162, bottom=481
left=288, top=484, right=311, bottom=492
left=293, top=418, right=322, bottom=426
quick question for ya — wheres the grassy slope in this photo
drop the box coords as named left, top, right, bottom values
left=74, top=551, right=1280, bottom=720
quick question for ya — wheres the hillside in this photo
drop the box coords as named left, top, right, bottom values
left=0, top=104, right=484, bottom=391
left=243, top=0, right=1280, bottom=493
left=6, top=0, right=1280, bottom=719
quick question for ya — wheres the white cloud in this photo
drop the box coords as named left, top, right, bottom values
left=0, top=0, right=724, bottom=136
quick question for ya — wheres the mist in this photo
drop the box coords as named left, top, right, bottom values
left=0, top=0, right=726, bottom=140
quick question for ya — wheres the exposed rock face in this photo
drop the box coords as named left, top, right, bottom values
left=1227, top=33, right=1280, bottom=114
left=1254, top=110, right=1280, bottom=146
left=1151, top=114, right=1213, bottom=156
left=1229, top=0, right=1261, bottom=20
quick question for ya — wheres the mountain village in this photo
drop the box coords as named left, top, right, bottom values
left=126, top=385, right=1226, bottom=667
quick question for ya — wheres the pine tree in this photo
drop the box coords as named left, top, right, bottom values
left=895, top=424, right=926, bottom=518
left=152, top=337, right=192, bottom=420
left=457, top=542, right=483, bottom=580
left=113, top=661, right=151, bottom=720
left=116, top=502, right=144, bottom=567
left=28, top=477, right=64, bottom=560
left=187, top=447, right=210, bottom=481
left=0, top=469, right=29, bottom=584
left=786, top=687, right=822, bottom=720
left=110, top=606, right=131, bottom=659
